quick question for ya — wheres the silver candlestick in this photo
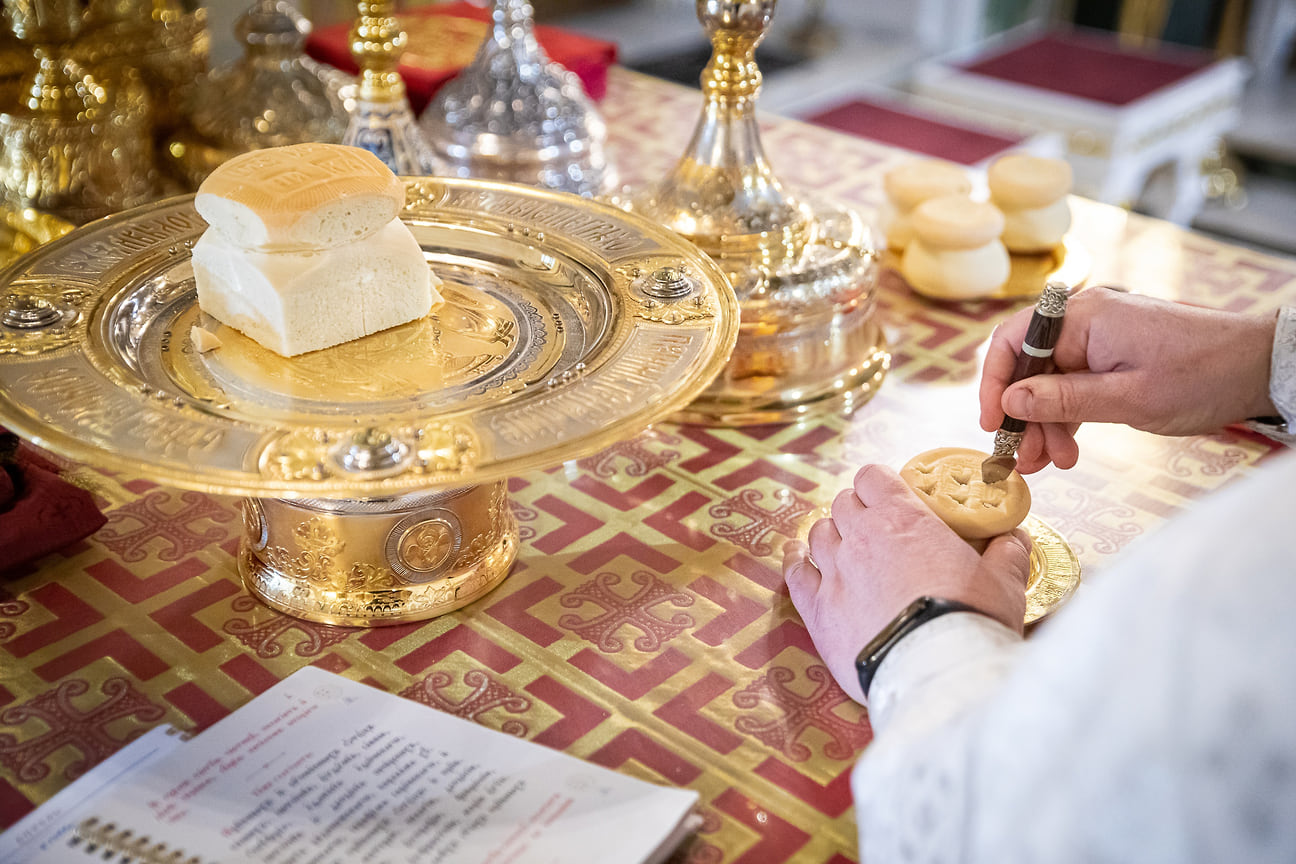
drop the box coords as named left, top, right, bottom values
left=417, top=0, right=612, bottom=197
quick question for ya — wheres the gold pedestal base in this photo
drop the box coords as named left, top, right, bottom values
left=239, top=482, right=518, bottom=627
left=677, top=314, right=888, bottom=426
left=668, top=204, right=888, bottom=426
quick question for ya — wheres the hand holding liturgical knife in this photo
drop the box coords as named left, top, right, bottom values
left=982, top=281, right=1072, bottom=483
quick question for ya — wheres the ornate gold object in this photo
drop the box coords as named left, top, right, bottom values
left=0, top=178, right=739, bottom=625
left=166, top=0, right=352, bottom=188
left=1023, top=515, right=1080, bottom=624
left=72, top=0, right=209, bottom=135
left=244, top=483, right=517, bottom=626
left=0, top=205, right=72, bottom=270
left=341, top=0, right=437, bottom=175
left=0, top=22, right=30, bottom=106
left=623, top=0, right=886, bottom=425
left=418, top=0, right=613, bottom=198
left=0, top=0, right=159, bottom=225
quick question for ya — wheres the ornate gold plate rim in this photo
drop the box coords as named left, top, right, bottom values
left=882, top=235, right=1092, bottom=301
left=0, top=178, right=741, bottom=499
left=1024, top=514, right=1080, bottom=624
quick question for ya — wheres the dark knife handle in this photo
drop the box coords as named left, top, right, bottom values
left=998, top=281, right=1070, bottom=435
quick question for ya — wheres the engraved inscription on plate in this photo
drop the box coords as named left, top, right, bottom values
left=439, top=189, right=648, bottom=256
left=19, top=366, right=227, bottom=455
left=489, top=330, right=700, bottom=447
left=37, top=212, right=205, bottom=278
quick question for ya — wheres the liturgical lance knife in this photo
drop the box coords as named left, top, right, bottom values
left=981, top=280, right=1071, bottom=483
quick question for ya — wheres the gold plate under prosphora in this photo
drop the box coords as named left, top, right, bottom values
left=883, top=235, right=1092, bottom=301
left=797, top=511, right=1079, bottom=625
left=1023, top=514, right=1080, bottom=624
left=0, top=178, right=740, bottom=499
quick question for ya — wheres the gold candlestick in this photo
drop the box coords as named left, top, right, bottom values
left=624, top=0, right=887, bottom=425
left=0, top=0, right=158, bottom=225
left=341, top=0, right=437, bottom=175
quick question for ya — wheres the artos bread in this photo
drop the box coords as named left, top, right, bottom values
left=900, top=446, right=1031, bottom=540
left=899, top=195, right=1010, bottom=300
left=194, top=142, right=407, bottom=251
left=987, top=153, right=1072, bottom=254
left=191, top=142, right=442, bottom=357
left=881, top=159, right=972, bottom=252
left=192, top=219, right=438, bottom=358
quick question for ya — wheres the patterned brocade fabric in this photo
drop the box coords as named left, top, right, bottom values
left=2, top=69, right=1296, bottom=863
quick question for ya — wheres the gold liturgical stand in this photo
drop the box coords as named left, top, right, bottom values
left=0, top=179, right=739, bottom=626
left=625, top=0, right=888, bottom=425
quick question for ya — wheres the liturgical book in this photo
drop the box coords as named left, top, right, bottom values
left=6, top=666, right=700, bottom=864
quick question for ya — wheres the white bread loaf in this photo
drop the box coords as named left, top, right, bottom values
left=194, top=143, right=407, bottom=251
left=900, top=194, right=1009, bottom=299
left=191, top=218, right=442, bottom=357
left=881, top=159, right=972, bottom=252
left=987, top=154, right=1072, bottom=253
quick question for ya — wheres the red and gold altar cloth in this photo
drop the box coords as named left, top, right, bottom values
left=2, top=70, right=1293, bottom=862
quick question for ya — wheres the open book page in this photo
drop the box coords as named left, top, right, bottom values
left=33, top=666, right=699, bottom=864
left=1, top=724, right=185, bottom=864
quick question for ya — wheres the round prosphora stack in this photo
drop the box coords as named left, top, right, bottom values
left=987, top=153, right=1073, bottom=254
left=899, top=194, right=1010, bottom=300
left=880, top=159, right=973, bottom=253
left=900, top=447, right=1032, bottom=542
left=191, top=142, right=443, bottom=357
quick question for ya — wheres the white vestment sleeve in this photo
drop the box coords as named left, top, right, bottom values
left=852, top=449, right=1296, bottom=864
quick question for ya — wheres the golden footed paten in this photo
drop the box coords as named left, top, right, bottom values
left=622, top=0, right=887, bottom=425
left=0, top=179, right=739, bottom=625
left=884, top=235, right=1091, bottom=301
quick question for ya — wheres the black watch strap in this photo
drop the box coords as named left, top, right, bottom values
left=855, top=596, right=981, bottom=700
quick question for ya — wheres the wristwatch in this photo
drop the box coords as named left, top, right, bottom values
left=855, top=596, right=981, bottom=699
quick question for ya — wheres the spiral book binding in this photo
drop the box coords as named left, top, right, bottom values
left=21, top=667, right=699, bottom=864
left=68, top=816, right=204, bottom=864
left=63, top=727, right=199, bottom=863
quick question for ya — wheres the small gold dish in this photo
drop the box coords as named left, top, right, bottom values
left=883, top=235, right=1092, bottom=301
left=1023, top=514, right=1080, bottom=624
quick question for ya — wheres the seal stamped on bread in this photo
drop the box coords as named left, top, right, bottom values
left=901, top=446, right=1031, bottom=539
left=194, top=143, right=407, bottom=251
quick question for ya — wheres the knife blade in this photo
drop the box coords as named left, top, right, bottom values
left=982, top=280, right=1071, bottom=483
